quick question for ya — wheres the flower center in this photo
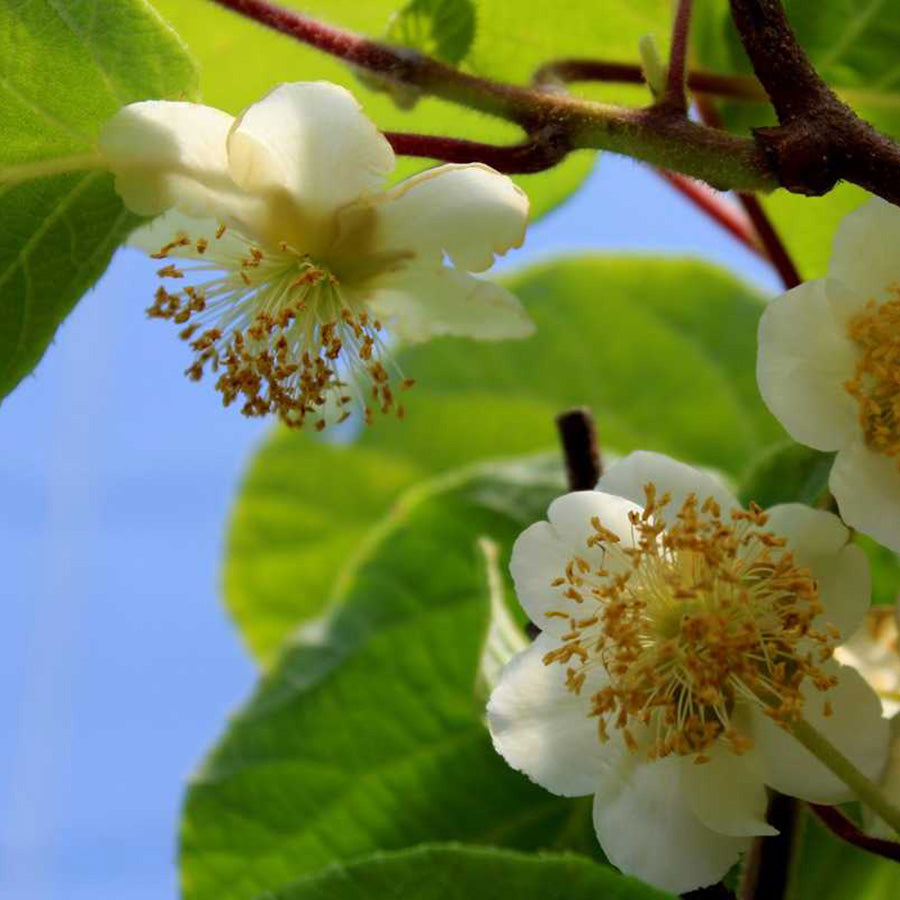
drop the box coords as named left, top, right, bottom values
left=845, top=293, right=900, bottom=464
left=543, top=486, right=837, bottom=762
left=146, top=226, right=413, bottom=429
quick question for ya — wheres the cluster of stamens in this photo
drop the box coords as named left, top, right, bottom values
left=542, top=486, right=838, bottom=763
left=845, top=291, right=900, bottom=467
left=146, top=228, right=413, bottom=429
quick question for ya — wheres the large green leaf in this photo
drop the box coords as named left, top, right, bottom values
left=0, top=0, right=197, bottom=400
left=182, top=459, right=602, bottom=900
left=226, top=256, right=781, bottom=663
left=694, top=1, right=900, bottom=279
left=147, top=0, right=677, bottom=219
left=261, top=845, right=672, bottom=900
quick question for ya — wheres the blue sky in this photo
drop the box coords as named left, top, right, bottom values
left=0, top=153, right=778, bottom=899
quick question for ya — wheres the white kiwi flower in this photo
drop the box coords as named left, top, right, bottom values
left=488, top=451, right=888, bottom=893
left=99, top=81, right=532, bottom=428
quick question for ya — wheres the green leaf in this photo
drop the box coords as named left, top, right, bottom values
left=385, top=0, right=476, bottom=66
left=856, top=534, right=900, bottom=608
left=147, top=0, right=675, bottom=219
left=226, top=256, right=781, bottom=663
left=0, top=0, right=197, bottom=400
left=738, top=441, right=835, bottom=509
left=259, top=844, right=672, bottom=900
left=791, top=808, right=900, bottom=900
left=182, top=459, right=602, bottom=900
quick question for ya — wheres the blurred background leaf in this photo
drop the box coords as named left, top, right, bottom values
left=182, top=459, right=603, bottom=900
left=0, top=0, right=197, bottom=400
left=258, top=844, right=673, bottom=900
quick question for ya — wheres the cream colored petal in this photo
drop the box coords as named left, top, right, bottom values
left=757, top=279, right=858, bottom=451
left=99, top=101, right=246, bottom=220
left=127, top=209, right=248, bottom=260
left=592, top=754, right=749, bottom=894
left=487, top=632, right=610, bottom=798
left=374, top=163, right=529, bottom=273
left=830, top=439, right=900, bottom=555
left=226, top=81, right=394, bottom=237
left=546, top=491, right=641, bottom=558
left=750, top=663, right=889, bottom=804
left=684, top=743, right=776, bottom=837
left=366, top=264, right=534, bottom=342
left=764, top=503, right=870, bottom=639
left=829, top=198, right=900, bottom=307
left=509, top=521, right=578, bottom=637
left=596, top=451, right=737, bottom=521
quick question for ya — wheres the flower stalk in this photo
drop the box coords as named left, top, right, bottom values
left=787, top=717, right=900, bottom=836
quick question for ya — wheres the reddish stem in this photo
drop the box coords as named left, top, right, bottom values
left=695, top=96, right=802, bottom=289
left=655, top=170, right=765, bottom=258
left=663, top=0, right=694, bottom=113
left=383, top=131, right=569, bottom=173
left=532, top=59, right=766, bottom=102
left=810, top=804, right=900, bottom=863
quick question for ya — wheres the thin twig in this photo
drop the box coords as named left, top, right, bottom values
left=556, top=408, right=602, bottom=491
left=655, top=170, right=765, bottom=257
left=810, top=803, right=900, bottom=863
left=695, top=95, right=802, bottom=288
left=662, top=0, right=694, bottom=113
left=383, top=129, right=569, bottom=173
left=739, top=793, right=802, bottom=900
left=532, top=58, right=766, bottom=102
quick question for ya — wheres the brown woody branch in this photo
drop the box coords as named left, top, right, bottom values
left=729, top=0, right=900, bottom=205
left=209, top=0, right=775, bottom=192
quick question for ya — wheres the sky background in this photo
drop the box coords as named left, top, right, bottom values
left=0, top=153, right=779, bottom=899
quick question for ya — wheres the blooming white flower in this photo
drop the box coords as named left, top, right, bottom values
left=99, top=81, right=532, bottom=428
left=757, top=197, right=900, bottom=553
left=488, top=451, right=888, bottom=894
left=835, top=602, right=900, bottom=717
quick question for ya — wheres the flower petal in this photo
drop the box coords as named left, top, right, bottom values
left=684, top=742, right=776, bottom=837
left=830, top=439, right=900, bottom=554
left=756, top=278, right=858, bottom=451
left=226, top=81, right=394, bottom=241
left=764, top=503, right=870, bottom=639
left=592, top=754, right=749, bottom=893
left=487, top=632, right=609, bottom=797
left=374, top=163, right=529, bottom=273
left=829, top=198, right=900, bottom=307
left=367, top=264, right=534, bottom=342
left=127, top=209, right=248, bottom=259
left=546, top=490, right=641, bottom=556
left=750, top=662, right=889, bottom=804
left=596, top=451, right=737, bottom=520
left=99, top=101, right=241, bottom=219
left=509, top=521, right=577, bottom=637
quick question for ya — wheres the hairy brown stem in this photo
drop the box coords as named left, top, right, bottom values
left=207, top=0, right=775, bottom=191
left=810, top=803, right=900, bottom=863
left=729, top=0, right=900, bottom=205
